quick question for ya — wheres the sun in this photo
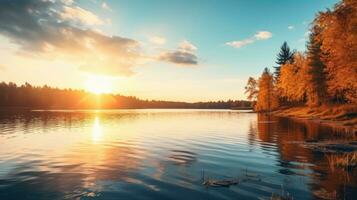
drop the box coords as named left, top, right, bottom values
left=85, top=76, right=113, bottom=95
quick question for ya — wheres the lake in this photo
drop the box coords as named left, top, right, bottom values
left=0, top=109, right=356, bottom=200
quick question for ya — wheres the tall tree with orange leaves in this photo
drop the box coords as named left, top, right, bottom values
left=316, top=0, right=357, bottom=103
left=255, top=68, right=279, bottom=111
left=278, top=52, right=308, bottom=104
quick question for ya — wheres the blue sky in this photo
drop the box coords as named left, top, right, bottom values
left=0, top=0, right=338, bottom=101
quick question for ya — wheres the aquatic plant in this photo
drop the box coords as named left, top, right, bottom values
left=326, top=152, right=357, bottom=171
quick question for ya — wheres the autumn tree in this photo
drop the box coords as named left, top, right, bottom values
left=316, top=0, right=357, bottom=103
left=274, top=42, right=295, bottom=80
left=256, top=68, right=279, bottom=111
left=278, top=52, right=308, bottom=104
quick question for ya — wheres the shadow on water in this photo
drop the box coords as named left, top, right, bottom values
left=0, top=110, right=356, bottom=199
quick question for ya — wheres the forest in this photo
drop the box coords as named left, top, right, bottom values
left=0, top=82, right=250, bottom=109
left=245, top=0, right=356, bottom=112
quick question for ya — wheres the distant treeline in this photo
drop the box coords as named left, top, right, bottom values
left=0, top=82, right=251, bottom=109
left=245, top=0, right=356, bottom=111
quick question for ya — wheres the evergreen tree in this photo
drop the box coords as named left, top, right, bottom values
left=306, top=25, right=327, bottom=106
left=274, top=42, right=295, bottom=80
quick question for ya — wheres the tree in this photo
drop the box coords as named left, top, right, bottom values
left=256, top=68, right=279, bottom=111
left=0, top=82, right=251, bottom=109
left=305, top=25, right=328, bottom=106
left=316, top=0, right=357, bottom=103
left=245, top=77, right=258, bottom=102
left=274, top=42, right=295, bottom=80
left=277, top=52, right=308, bottom=104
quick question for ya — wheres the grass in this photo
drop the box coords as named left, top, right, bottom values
left=272, top=104, right=357, bottom=133
left=325, top=152, right=357, bottom=171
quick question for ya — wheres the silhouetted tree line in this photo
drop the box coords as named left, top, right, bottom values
left=0, top=82, right=251, bottom=109
left=245, top=0, right=357, bottom=111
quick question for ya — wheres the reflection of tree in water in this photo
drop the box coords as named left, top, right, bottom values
left=256, top=113, right=357, bottom=199
left=247, top=120, right=258, bottom=149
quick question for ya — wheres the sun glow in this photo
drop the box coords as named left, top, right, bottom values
left=85, top=76, right=113, bottom=95
left=92, top=117, right=102, bottom=142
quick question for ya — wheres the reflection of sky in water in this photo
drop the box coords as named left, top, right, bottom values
left=0, top=110, right=355, bottom=200
left=92, top=117, right=102, bottom=143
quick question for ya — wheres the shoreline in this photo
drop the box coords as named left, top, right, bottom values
left=0, top=107, right=251, bottom=111
left=271, top=105, right=357, bottom=134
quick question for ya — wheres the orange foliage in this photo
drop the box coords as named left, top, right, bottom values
left=316, top=0, right=357, bottom=103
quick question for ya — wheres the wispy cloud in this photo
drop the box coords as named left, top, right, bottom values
left=225, top=39, right=255, bottom=48
left=159, top=40, right=198, bottom=65
left=149, top=36, right=167, bottom=45
left=179, top=40, right=197, bottom=52
left=254, top=31, right=272, bottom=40
left=62, top=0, right=74, bottom=5
left=226, top=31, right=272, bottom=48
left=288, top=25, right=294, bottom=30
left=60, top=5, right=103, bottom=26
left=101, top=2, right=112, bottom=11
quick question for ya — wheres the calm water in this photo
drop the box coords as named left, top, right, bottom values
left=0, top=109, right=356, bottom=200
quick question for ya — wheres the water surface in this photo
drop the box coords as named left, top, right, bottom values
left=0, top=109, right=356, bottom=199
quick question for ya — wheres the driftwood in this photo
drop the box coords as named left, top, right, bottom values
left=201, top=169, right=240, bottom=187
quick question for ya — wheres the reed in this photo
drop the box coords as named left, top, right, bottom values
left=326, top=152, right=357, bottom=171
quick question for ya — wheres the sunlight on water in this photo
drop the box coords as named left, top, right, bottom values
left=92, top=116, right=102, bottom=143
left=0, top=109, right=356, bottom=200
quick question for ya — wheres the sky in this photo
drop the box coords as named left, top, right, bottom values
left=0, top=0, right=339, bottom=102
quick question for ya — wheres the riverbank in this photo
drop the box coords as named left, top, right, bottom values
left=272, top=104, right=357, bottom=134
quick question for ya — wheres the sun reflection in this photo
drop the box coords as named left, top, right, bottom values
left=92, top=117, right=102, bottom=143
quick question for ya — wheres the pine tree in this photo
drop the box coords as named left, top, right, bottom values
left=306, top=25, right=327, bottom=106
left=274, top=42, right=295, bottom=80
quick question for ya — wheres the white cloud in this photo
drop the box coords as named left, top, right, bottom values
left=60, top=6, right=103, bottom=26
left=179, top=40, right=197, bottom=52
left=149, top=36, right=167, bottom=45
left=226, top=31, right=272, bottom=48
left=101, top=2, right=112, bottom=11
left=225, top=38, right=254, bottom=48
left=61, top=0, right=74, bottom=5
left=288, top=25, right=294, bottom=30
left=254, top=31, right=272, bottom=40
